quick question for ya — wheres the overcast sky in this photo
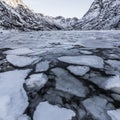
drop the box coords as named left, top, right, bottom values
left=23, top=0, right=94, bottom=18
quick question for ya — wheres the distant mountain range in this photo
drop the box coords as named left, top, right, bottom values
left=1, top=0, right=120, bottom=30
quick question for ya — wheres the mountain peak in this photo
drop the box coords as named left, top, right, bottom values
left=2, top=0, right=26, bottom=7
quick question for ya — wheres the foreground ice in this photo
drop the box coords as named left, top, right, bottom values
left=89, top=75, right=120, bottom=94
left=17, top=115, right=30, bottom=120
left=51, top=68, right=89, bottom=97
left=33, top=101, right=75, bottom=120
left=0, top=69, right=31, bottom=120
left=105, top=75, right=120, bottom=88
left=35, top=61, right=50, bottom=72
left=106, top=60, right=120, bottom=75
left=25, top=73, right=48, bottom=91
left=0, top=30, right=120, bottom=120
left=82, top=96, right=114, bottom=120
left=107, top=109, right=120, bottom=120
left=6, top=55, right=39, bottom=67
left=67, top=65, right=90, bottom=76
left=58, top=55, right=104, bottom=69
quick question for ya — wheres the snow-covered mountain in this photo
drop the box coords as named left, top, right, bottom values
left=35, top=14, right=79, bottom=30
left=48, top=16, right=79, bottom=30
left=3, top=0, right=25, bottom=7
left=0, top=0, right=65, bottom=30
left=1, top=0, right=120, bottom=31
left=0, top=0, right=80, bottom=31
left=73, top=0, right=120, bottom=30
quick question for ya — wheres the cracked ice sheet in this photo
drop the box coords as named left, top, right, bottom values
left=0, top=69, right=31, bottom=120
left=0, top=31, right=120, bottom=49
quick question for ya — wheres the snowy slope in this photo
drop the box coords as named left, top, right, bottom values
left=1, top=0, right=120, bottom=30
left=45, top=16, right=79, bottom=30
left=73, top=0, right=120, bottom=30
left=0, top=0, right=80, bottom=31
left=0, top=0, right=64, bottom=30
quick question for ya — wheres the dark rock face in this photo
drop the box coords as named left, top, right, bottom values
left=73, top=0, right=120, bottom=30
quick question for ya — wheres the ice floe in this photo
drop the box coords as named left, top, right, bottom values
left=33, top=101, right=75, bottom=120
left=35, top=61, right=50, bottom=72
left=25, top=73, right=48, bottom=91
left=67, top=65, right=90, bottom=76
left=82, top=96, right=114, bottom=120
left=51, top=68, right=89, bottom=97
left=6, top=55, right=39, bottom=67
left=107, top=109, right=120, bottom=120
left=89, top=75, right=120, bottom=93
left=58, top=55, right=104, bottom=69
left=4, top=48, right=34, bottom=55
left=79, top=50, right=92, bottom=55
left=105, top=60, right=120, bottom=75
left=0, top=69, right=31, bottom=120
left=17, top=115, right=30, bottom=120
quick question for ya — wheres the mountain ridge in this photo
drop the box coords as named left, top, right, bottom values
left=0, top=0, right=64, bottom=30
left=73, top=0, right=120, bottom=30
left=0, top=0, right=80, bottom=31
left=1, top=0, right=120, bottom=30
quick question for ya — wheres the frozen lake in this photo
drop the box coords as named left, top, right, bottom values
left=0, top=30, right=120, bottom=120
left=0, top=30, right=120, bottom=50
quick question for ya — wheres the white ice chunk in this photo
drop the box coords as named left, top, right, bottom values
left=0, top=69, right=31, bottom=120
left=6, top=55, right=39, bottom=67
left=25, top=73, right=48, bottom=91
left=106, top=60, right=120, bottom=74
left=36, top=61, right=50, bottom=72
left=33, top=101, right=75, bottom=120
left=105, top=75, right=120, bottom=89
left=82, top=96, right=113, bottom=120
left=5, top=48, right=34, bottom=55
left=67, top=65, right=90, bottom=76
left=17, top=115, right=30, bottom=120
left=58, top=55, right=104, bottom=69
left=107, top=109, right=120, bottom=120
left=51, top=68, right=89, bottom=97
left=79, top=50, right=92, bottom=55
